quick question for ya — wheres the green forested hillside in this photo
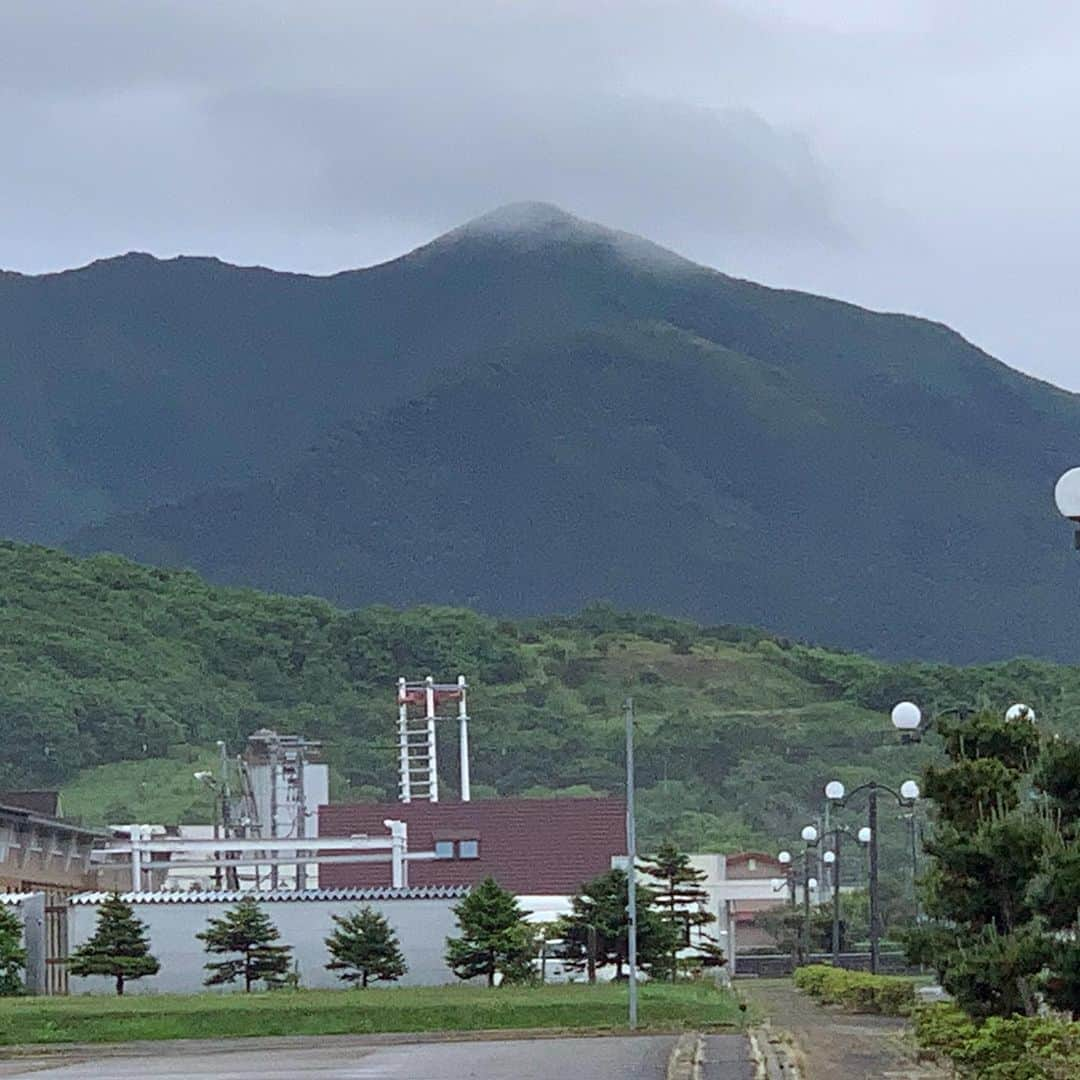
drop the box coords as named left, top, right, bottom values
left=4, top=542, right=1080, bottom=852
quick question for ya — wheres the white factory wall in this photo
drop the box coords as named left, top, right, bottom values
left=68, top=889, right=462, bottom=995
left=0, top=893, right=45, bottom=995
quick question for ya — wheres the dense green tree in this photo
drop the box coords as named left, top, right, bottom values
left=68, top=894, right=159, bottom=996
left=445, top=878, right=532, bottom=987
left=560, top=869, right=680, bottom=979
left=325, top=905, right=407, bottom=988
left=0, top=906, right=26, bottom=996
left=198, top=897, right=292, bottom=991
left=911, top=709, right=1080, bottom=1019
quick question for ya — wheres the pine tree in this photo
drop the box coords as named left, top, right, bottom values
left=909, top=709, right=1055, bottom=1018
left=0, top=906, right=26, bottom=996
left=68, top=894, right=159, bottom=996
left=325, top=905, right=407, bottom=988
left=445, top=877, right=532, bottom=987
left=640, top=841, right=721, bottom=980
left=560, top=868, right=680, bottom=980
left=197, top=896, right=292, bottom=992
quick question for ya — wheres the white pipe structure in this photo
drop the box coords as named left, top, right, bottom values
left=398, top=678, right=412, bottom=803
left=458, top=674, right=471, bottom=802
left=97, top=820, right=412, bottom=890
left=425, top=676, right=439, bottom=803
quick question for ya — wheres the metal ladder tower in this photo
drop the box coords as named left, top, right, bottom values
left=397, top=675, right=470, bottom=803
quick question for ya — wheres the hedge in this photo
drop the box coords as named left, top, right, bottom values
left=913, top=1002, right=1080, bottom=1079
left=793, top=964, right=916, bottom=1016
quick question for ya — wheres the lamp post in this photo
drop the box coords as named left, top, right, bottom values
left=1055, top=468, right=1080, bottom=548
left=900, top=779, right=921, bottom=921
left=624, top=697, right=638, bottom=1031
left=800, top=825, right=819, bottom=963
left=826, top=779, right=919, bottom=974
left=823, top=849, right=839, bottom=962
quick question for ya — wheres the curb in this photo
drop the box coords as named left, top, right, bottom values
left=666, top=1032, right=702, bottom=1080
left=749, top=1025, right=800, bottom=1080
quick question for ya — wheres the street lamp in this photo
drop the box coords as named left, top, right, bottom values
left=1005, top=703, right=1036, bottom=724
left=798, top=826, right=820, bottom=964
left=1055, top=468, right=1080, bottom=547
left=827, top=780, right=919, bottom=974
left=891, top=701, right=925, bottom=744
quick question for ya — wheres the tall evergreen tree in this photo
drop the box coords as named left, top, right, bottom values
left=560, top=868, right=680, bottom=980
left=906, top=708, right=1080, bottom=1018
left=197, top=897, right=292, bottom=992
left=0, top=906, right=26, bottom=996
left=68, top=894, right=159, bottom=996
left=325, top=905, right=407, bottom=988
left=445, top=877, right=532, bottom=987
left=640, top=841, right=721, bottom=979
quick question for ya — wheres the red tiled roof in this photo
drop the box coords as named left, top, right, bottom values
left=319, top=797, right=627, bottom=894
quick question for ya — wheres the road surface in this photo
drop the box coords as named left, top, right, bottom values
left=0, top=1033, right=754, bottom=1079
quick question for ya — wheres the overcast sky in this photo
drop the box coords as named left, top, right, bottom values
left=3, top=1, right=1079, bottom=389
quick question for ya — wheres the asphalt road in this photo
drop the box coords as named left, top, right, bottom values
left=0, top=1034, right=754, bottom=1079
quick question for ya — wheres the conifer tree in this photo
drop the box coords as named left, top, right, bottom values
left=325, top=905, right=407, bottom=988
left=561, top=868, right=680, bottom=980
left=0, top=906, right=26, bottom=996
left=445, top=877, right=532, bottom=986
left=198, top=896, right=292, bottom=991
left=640, top=841, right=722, bottom=980
left=68, top=894, right=159, bottom=996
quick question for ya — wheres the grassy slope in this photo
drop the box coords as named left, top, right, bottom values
left=60, top=748, right=219, bottom=827
left=5, top=541, right=1080, bottom=862
left=0, top=983, right=741, bottom=1045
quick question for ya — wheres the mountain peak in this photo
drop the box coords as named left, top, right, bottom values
left=425, top=201, right=694, bottom=272
left=463, top=201, right=585, bottom=234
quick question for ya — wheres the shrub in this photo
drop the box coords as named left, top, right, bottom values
left=794, top=964, right=916, bottom=1016
left=913, top=1003, right=1080, bottom=1079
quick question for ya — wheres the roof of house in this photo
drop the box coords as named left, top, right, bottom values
left=0, top=802, right=107, bottom=839
left=320, top=797, right=627, bottom=895
left=0, top=791, right=61, bottom=816
left=69, top=885, right=469, bottom=905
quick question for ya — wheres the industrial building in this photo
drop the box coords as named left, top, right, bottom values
left=319, top=797, right=627, bottom=896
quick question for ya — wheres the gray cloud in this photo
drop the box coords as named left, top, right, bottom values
left=2, top=1, right=1079, bottom=389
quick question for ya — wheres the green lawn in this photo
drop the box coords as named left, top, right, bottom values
left=0, top=982, right=742, bottom=1046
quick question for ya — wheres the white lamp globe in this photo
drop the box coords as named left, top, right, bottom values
left=801, top=825, right=819, bottom=844
left=900, top=780, right=921, bottom=801
left=808, top=877, right=819, bottom=891
left=825, top=780, right=846, bottom=801
left=1005, top=703, right=1036, bottom=724
left=778, top=850, right=792, bottom=865
left=823, top=850, right=836, bottom=865
left=891, top=701, right=922, bottom=731
left=1055, top=468, right=1080, bottom=521
left=858, top=826, right=872, bottom=844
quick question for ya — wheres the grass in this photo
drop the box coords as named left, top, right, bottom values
left=0, top=982, right=743, bottom=1047
left=60, top=746, right=218, bottom=827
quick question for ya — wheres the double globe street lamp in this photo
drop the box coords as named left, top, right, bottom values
left=824, top=777, right=920, bottom=974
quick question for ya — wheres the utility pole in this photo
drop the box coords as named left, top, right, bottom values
left=625, top=697, right=638, bottom=1031
left=868, top=785, right=880, bottom=975
left=832, top=831, right=842, bottom=965
left=803, top=848, right=812, bottom=964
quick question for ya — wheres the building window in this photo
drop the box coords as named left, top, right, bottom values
left=747, top=858, right=757, bottom=871
left=434, top=840, right=454, bottom=859
left=458, top=839, right=479, bottom=859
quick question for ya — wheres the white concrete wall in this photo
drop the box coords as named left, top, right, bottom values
left=68, top=896, right=459, bottom=995
left=0, top=893, right=45, bottom=995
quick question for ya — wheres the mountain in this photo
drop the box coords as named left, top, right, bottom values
left=5, top=204, right=1080, bottom=661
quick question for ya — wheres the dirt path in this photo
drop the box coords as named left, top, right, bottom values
left=738, top=980, right=947, bottom=1080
